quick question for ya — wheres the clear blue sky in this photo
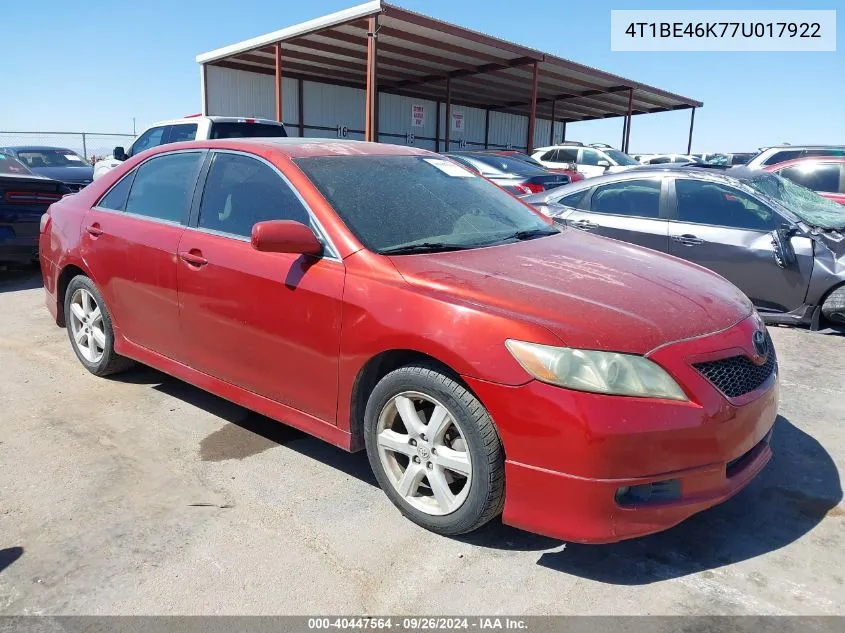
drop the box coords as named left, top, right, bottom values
left=0, top=0, right=841, bottom=153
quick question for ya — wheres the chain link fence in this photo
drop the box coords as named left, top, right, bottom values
left=0, top=131, right=135, bottom=164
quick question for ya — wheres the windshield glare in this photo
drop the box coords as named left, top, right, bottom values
left=295, top=155, right=555, bottom=253
left=15, top=149, right=88, bottom=168
left=604, top=150, right=640, bottom=166
left=747, top=173, right=845, bottom=230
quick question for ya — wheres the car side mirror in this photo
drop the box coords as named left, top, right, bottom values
left=597, top=160, right=611, bottom=168
left=113, top=146, right=127, bottom=161
left=251, top=220, right=323, bottom=256
left=771, top=225, right=797, bottom=269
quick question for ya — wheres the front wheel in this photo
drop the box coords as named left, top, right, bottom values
left=364, top=364, right=505, bottom=536
left=821, top=285, right=845, bottom=325
left=64, top=275, right=133, bottom=376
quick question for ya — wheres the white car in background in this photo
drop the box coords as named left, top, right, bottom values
left=92, top=116, right=288, bottom=180
left=638, top=153, right=703, bottom=165
left=532, top=143, right=641, bottom=179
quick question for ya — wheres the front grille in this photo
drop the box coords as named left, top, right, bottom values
left=693, top=333, right=776, bottom=399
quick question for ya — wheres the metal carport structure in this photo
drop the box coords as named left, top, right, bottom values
left=196, top=1, right=702, bottom=154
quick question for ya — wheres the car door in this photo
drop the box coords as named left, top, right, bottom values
left=667, top=177, right=814, bottom=313
left=176, top=150, right=345, bottom=423
left=563, top=177, right=670, bottom=252
left=80, top=150, right=204, bottom=359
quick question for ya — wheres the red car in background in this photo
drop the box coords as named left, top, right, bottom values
left=764, top=157, right=845, bottom=205
left=488, top=149, right=584, bottom=183
left=39, top=139, right=777, bottom=543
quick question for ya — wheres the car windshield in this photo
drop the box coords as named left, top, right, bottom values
left=499, top=153, right=546, bottom=168
left=0, top=153, right=33, bottom=175
left=450, top=153, right=548, bottom=176
left=14, top=149, right=88, bottom=168
left=294, top=155, right=557, bottom=254
left=746, top=173, right=845, bottom=230
left=604, top=150, right=640, bottom=166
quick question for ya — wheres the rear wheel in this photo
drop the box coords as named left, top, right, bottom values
left=64, top=275, right=133, bottom=376
left=364, top=364, right=504, bottom=535
left=821, top=285, right=845, bottom=325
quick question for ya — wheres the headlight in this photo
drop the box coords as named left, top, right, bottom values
left=505, top=339, right=688, bottom=401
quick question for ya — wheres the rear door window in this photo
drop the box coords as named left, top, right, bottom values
left=125, top=152, right=203, bottom=223
left=674, top=179, right=777, bottom=231
left=97, top=171, right=135, bottom=211
left=777, top=164, right=841, bottom=193
left=590, top=180, right=662, bottom=218
left=556, top=148, right=579, bottom=162
left=167, top=124, right=198, bottom=144
left=198, top=153, right=310, bottom=238
left=762, top=150, right=802, bottom=166
left=208, top=122, right=288, bottom=139
left=557, top=189, right=590, bottom=210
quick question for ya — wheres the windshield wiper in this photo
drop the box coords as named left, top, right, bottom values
left=380, top=242, right=473, bottom=255
left=503, top=227, right=560, bottom=241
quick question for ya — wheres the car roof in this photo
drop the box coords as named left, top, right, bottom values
left=152, top=138, right=435, bottom=159
left=765, top=156, right=845, bottom=169
left=0, top=145, right=76, bottom=152
left=764, top=145, right=845, bottom=151
left=143, top=115, right=284, bottom=127
left=521, top=164, right=763, bottom=203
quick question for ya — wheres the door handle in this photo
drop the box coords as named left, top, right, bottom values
left=85, top=223, right=103, bottom=237
left=570, top=219, right=598, bottom=230
left=672, top=234, right=703, bottom=246
left=179, top=250, right=208, bottom=267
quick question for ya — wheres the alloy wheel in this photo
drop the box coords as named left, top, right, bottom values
left=376, top=391, right=472, bottom=516
left=69, top=288, right=105, bottom=364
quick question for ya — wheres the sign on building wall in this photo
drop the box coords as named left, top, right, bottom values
left=451, top=110, right=465, bottom=133
left=411, top=104, right=425, bottom=127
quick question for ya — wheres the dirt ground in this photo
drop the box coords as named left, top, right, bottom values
left=0, top=267, right=843, bottom=615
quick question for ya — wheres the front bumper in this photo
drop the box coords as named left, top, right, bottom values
left=465, top=315, right=778, bottom=543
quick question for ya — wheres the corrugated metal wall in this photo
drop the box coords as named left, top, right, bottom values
left=378, top=93, right=438, bottom=151
left=204, top=66, right=566, bottom=152
left=302, top=81, right=365, bottom=139
left=487, top=111, right=528, bottom=151
left=206, top=66, right=298, bottom=132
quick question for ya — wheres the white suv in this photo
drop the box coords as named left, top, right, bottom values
left=93, top=116, right=287, bottom=180
left=532, top=144, right=641, bottom=179
left=743, top=145, right=845, bottom=170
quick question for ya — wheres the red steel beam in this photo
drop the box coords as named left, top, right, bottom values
left=527, top=62, right=539, bottom=153
left=365, top=16, right=378, bottom=142
left=274, top=44, right=283, bottom=122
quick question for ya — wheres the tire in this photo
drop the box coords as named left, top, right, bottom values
left=64, top=275, right=134, bottom=376
left=364, top=364, right=505, bottom=536
left=821, top=285, right=845, bottom=325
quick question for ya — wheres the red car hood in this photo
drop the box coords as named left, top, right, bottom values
left=389, top=231, right=752, bottom=355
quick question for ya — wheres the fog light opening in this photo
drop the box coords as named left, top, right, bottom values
left=616, top=479, right=681, bottom=507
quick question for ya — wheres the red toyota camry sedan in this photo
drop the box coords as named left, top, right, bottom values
left=39, top=139, right=778, bottom=543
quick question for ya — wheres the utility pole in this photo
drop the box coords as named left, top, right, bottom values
left=132, top=117, right=136, bottom=135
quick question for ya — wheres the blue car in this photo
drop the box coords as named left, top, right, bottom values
left=0, top=146, right=93, bottom=192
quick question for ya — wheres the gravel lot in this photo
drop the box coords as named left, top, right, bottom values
left=0, top=267, right=843, bottom=615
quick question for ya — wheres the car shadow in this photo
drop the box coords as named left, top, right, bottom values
left=0, top=266, right=41, bottom=292
left=0, top=547, right=23, bottom=574
left=536, top=415, right=842, bottom=584
left=126, top=369, right=380, bottom=487
left=104, top=368, right=843, bottom=568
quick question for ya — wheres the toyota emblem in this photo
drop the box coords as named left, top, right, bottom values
left=752, top=330, right=769, bottom=360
